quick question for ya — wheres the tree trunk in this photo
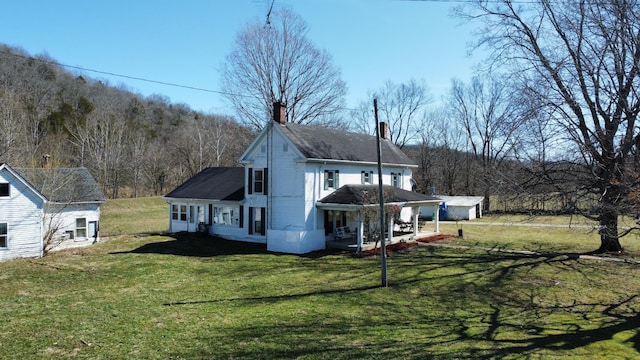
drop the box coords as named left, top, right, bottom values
left=597, top=198, right=624, bottom=253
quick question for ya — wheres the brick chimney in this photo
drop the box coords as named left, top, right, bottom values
left=379, top=122, right=388, bottom=140
left=273, top=101, right=286, bottom=124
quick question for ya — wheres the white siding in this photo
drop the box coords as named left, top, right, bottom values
left=0, top=169, right=44, bottom=261
left=270, top=131, right=305, bottom=231
left=44, top=204, right=102, bottom=251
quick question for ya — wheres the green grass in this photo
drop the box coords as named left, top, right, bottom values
left=100, top=196, right=168, bottom=236
left=0, top=198, right=638, bottom=358
left=1, top=235, right=639, bottom=359
left=440, top=214, right=640, bottom=258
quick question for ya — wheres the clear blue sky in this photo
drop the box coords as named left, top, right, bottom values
left=0, top=0, right=480, bottom=115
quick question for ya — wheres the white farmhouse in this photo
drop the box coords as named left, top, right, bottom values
left=0, top=163, right=106, bottom=261
left=164, top=102, right=442, bottom=254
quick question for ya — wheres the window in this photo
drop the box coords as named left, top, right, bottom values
left=172, top=204, right=179, bottom=220
left=248, top=168, right=268, bottom=195
left=171, top=205, right=188, bottom=221
left=391, top=172, right=402, bottom=188
left=361, top=171, right=373, bottom=184
left=0, top=223, right=6, bottom=247
left=180, top=205, right=187, bottom=221
left=254, top=169, right=264, bottom=193
left=324, top=170, right=339, bottom=190
left=0, top=183, right=9, bottom=197
left=76, top=218, right=87, bottom=238
left=249, top=207, right=265, bottom=235
left=212, top=206, right=240, bottom=226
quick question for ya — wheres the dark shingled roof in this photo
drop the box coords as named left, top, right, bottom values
left=165, top=167, right=244, bottom=201
left=319, top=184, right=440, bottom=205
left=279, top=122, right=416, bottom=166
left=15, top=167, right=106, bottom=203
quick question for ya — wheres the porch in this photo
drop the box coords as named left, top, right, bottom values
left=317, top=184, right=443, bottom=254
left=326, top=229, right=439, bottom=252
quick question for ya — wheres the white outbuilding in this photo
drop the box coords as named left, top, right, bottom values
left=420, top=196, right=484, bottom=221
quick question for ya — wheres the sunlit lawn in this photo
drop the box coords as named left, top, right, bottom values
left=439, top=214, right=640, bottom=259
left=0, top=198, right=638, bottom=358
left=100, top=197, right=168, bottom=236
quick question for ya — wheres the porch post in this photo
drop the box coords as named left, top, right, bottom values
left=412, top=206, right=419, bottom=237
left=387, top=213, right=394, bottom=244
left=357, top=211, right=364, bottom=253
left=434, top=204, right=440, bottom=233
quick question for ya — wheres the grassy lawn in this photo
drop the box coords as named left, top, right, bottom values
left=439, top=215, right=640, bottom=259
left=0, top=199, right=638, bottom=358
left=100, top=197, right=168, bottom=236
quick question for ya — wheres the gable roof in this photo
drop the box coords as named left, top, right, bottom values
left=0, top=163, right=47, bottom=203
left=318, top=184, right=441, bottom=206
left=279, top=122, right=416, bottom=166
left=164, top=167, right=244, bottom=201
left=14, top=167, right=106, bottom=204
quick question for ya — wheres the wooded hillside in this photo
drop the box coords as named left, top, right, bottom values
left=0, top=45, right=254, bottom=198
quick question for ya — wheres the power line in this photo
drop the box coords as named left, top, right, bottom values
left=0, top=49, right=256, bottom=99
left=0, top=49, right=363, bottom=111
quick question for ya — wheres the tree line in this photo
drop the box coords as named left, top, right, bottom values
left=0, top=44, right=254, bottom=198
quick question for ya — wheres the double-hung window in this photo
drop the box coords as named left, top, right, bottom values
left=171, top=204, right=187, bottom=221
left=180, top=205, right=187, bottom=221
left=0, top=223, right=6, bottom=247
left=254, top=169, right=264, bottom=193
left=171, top=204, right=179, bottom=220
left=324, top=170, right=339, bottom=190
left=248, top=168, right=268, bottom=195
left=76, top=218, right=87, bottom=238
left=391, top=172, right=402, bottom=188
left=361, top=171, right=373, bottom=184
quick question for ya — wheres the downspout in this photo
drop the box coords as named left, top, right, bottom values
left=313, top=166, right=318, bottom=231
left=267, top=122, right=273, bottom=240
left=39, top=207, right=44, bottom=257
left=434, top=204, right=440, bottom=233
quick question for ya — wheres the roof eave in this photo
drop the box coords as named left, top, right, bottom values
left=304, top=158, right=417, bottom=168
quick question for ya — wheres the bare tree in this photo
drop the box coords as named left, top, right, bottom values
left=0, top=89, right=22, bottom=161
left=221, top=7, right=347, bottom=130
left=449, top=76, right=525, bottom=204
left=459, top=0, right=640, bottom=252
left=351, top=79, right=432, bottom=148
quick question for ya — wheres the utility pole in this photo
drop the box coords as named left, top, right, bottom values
left=374, top=98, right=388, bottom=287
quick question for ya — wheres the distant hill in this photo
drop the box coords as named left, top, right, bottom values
left=0, top=44, right=254, bottom=198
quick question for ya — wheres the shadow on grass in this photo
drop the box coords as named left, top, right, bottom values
left=109, top=232, right=345, bottom=258
left=163, top=283, right=381, bottom=306
left=110, top=232, right=267, bottom=257
left=111, top=236, right=640, bottom=358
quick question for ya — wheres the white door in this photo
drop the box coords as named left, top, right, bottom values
left=88, top=221, right=98, bottom=241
